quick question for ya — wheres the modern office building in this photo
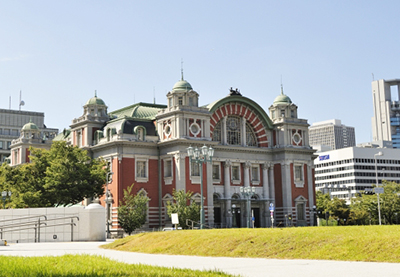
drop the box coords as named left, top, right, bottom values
left=0, top=109, right=58, bottom=163
left=372, top=79, right=400, bottom=148
left=309, top=119, right=356, bottom=151
left=24, top=78, right=316, bottom=230
left=314, top=146, right=400, bottom=201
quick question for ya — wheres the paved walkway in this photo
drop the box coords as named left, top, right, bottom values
left=0, top=241, right=400, bottom=277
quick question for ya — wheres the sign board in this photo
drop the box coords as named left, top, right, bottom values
left=375, top=187, right=384, bottom=194
left=269, top=203, right=275, bottom=211
left=171, top=213, right=179, bottom=225
left=319, top=155, right=330, bottom=161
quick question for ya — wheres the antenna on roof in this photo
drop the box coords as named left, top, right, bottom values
left=281, top=75, right=284, bottom=95
left=372, top=73, right=375, bottom=81
left=153, top=87, right=156, bottom=104
left=134, top=94, right=135, bottom=103
left=181, top=58, right=184, bottom=80
left=9, top=96, right=11, bottom=109
left=95, top=90, right=97, bottom=97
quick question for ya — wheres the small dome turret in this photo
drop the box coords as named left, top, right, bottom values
left=86, top=93, right=106, bottom=106
left=273, top=85, right=292, bottom=105
left=22, top=120, right=39, bottom=131
left=172, top=79, right=193, bottom=91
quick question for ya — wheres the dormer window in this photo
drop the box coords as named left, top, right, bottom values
left=178, top=97, right=183, bottom=105
left=189, top=97, right=193, bottom=106
left=281, top=110, right=285, bottom=117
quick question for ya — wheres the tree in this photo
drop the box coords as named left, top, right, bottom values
left=118, top=184, right=149, bottom=235
left=0, top=141, right=107, bottom=208
left=166, top=189, right=200, bottom=229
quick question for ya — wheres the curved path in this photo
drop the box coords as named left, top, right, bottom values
left=0, top=241, right=399, bottom=277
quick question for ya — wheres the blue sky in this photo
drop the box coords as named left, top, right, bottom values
left=1, top=1, right=400, bottom=144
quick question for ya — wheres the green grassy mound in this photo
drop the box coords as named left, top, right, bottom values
left=102, top=226, right=400, bottom=263
left=0, top=255, right=233, bottom=277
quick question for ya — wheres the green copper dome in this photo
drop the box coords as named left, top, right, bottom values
left=173, top=79, right=192, bottom=91
left=273, top=94, right=292, bottom=105
left=273, top=86, right=292, bottom=105
left=86, top=95, right=106, bottom=106
left=22, top=120, right=39, bottom=131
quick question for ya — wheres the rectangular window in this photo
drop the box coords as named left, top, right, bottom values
left=251, top=166, right=259, bottom=182
left=137, top=161, right=147, bottom=178
left=232, top=165, right=240, bottom=181
left=191, top=161, right=200, bottom=177
left=189, top=97, right=193, bottom=106
left=295, top=165, right=303, bottom=182
left=0, top=141, right=3, bottom=149
left=212, top=164, right=220, bottom=180
left=297, top=203, right=305, bottom=221
left=164, top=160, right=172, bottom=178
left=7, top=141, right=11, bottom=149
left=169, top=98, right=173, bottom=107
left=178, top=97, right=183, bottom=105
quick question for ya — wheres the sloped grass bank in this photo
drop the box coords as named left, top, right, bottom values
left=0, top=255, right=233, bottom=277
left=102, top=226, right=400, bottom=263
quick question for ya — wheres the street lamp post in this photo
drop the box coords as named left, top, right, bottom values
left=374, top=151, right=383, bottom=225
left=1, top=191, right=11, bottom=209
left=240, top=186, right=255, bottom=228
left=187, top=145, right=214, bottom=229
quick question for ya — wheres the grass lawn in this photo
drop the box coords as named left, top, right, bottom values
left=0, top=255, right=234, bottom=277
left=102, top=225, right=400, bottom=263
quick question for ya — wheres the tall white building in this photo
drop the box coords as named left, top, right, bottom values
left=314, top=146, right=400, bottom=201
left=372, top=79, right=400, bottom=148
left=309, top=119, right=356, bottom=151
left=0, top=109, right=58, bottom=163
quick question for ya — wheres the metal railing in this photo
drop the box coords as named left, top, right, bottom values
left=186, top=219, right=213, bottom=230
left=0, top=215, right=79, bottom=242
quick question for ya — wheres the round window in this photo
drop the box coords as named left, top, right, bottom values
left=190, top=123, right=200, bottom=135
left=164, top=124, right=171, bottom=135
left=293, top=133, right=302, bottom=145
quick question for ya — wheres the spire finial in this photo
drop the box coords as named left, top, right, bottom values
left=95, top=90, right=97, bottom=97
left=280, top=75, right=284, bottom=95
left=181, top=59, right=184, bottom=81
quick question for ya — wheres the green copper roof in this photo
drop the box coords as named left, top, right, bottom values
left=172, top=80, right=192, bottom=91
left=53, top=129, right=71, bottom=141
left=207, top=95, right=273, bottom=129
left=22, top=120, right=39, bottom=131
left=109, top=102, right=167, bottom=120
left=273, top=86, right=292, bottom=105
left=86, top=96, right=106, bottom=106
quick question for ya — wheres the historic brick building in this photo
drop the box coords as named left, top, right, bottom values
left=12, top=76, right=316, bottom=230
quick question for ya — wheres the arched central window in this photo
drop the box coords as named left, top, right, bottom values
left=227, top=116, right=241, bottom=145
left=212, top=116, right=258, bottom=147
left=246, top=123, right=257, bottom=147
left=212, top=121, right=221, bottom=142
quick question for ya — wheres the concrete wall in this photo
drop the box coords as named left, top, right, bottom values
left=0, top=203, right=105, bottom=243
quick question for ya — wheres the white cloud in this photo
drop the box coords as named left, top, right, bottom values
left=0, top=54, right=29, bottom=62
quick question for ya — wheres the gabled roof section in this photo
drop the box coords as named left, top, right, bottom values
left=53, top=129, right=71, bottom=141
left=109, top=102, right=167, bottom=120
left=206, top=95, right=274, bottom=129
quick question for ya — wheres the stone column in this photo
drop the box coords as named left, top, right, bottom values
left=262, top=163, right=270, bottom=227
left=222, top=117, right=227, bottom=145
left=224, top=161, right=232, bottom=228
left=241, top=117, right=246, bottom=146
left=174, top=153, right=186, bottom=192
left=243, top=161, right=251, bottom=226
left=244, top=161, right=251, bottom=188
left=268, top=164, right=275, bottom=204
left=307, top=161, right=315, bottom=226
left=281, top=161, right=292, bottom=226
